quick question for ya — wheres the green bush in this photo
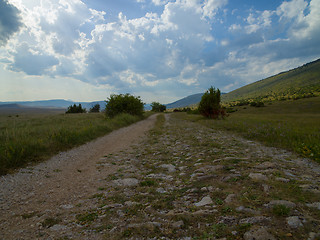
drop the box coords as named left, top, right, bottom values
left=105, top=93, right=144, bottom=118
left=89, top=104, right=100, bottom=113
left=151, top=102, right=166, bottom=112
left=250, top=101, right=264, bottom=107
left=198, top=86, right=225, bottom=119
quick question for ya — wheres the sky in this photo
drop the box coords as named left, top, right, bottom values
left=0, top=0, right=320, bottom=104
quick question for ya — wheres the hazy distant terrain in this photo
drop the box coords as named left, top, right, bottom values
left=0, top=104, right=65, bottom=114
left=0, top=100, right=106, bottom=112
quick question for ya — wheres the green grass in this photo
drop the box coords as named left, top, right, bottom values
left=178, top=97, right=320, bottom=163
left=76, top=211, right=98, bottom=225
left=41, top=217, right=62, bottom=228
left=0, top=112, right=153, bottom=175
left=272, top=205, right=291, bottom=217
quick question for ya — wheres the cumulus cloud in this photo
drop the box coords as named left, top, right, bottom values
left=277, top=0, right=320, bottom=40
left=242, top=0, right=320, bottom=60
left=3, top=0, right=226, bottom=87
left=276, top=0, right=308, bottom=20
left=0, top=0, right=22, bottom=46
left=152, top=0, right=169, bottom=6
left=81, top=0, right=226, bottom=87
left=203, top=0, right=228, bottom=19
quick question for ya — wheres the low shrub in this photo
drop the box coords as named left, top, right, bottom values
left=105, top=94, right=144, bottom=118
left=198, top=87, right=226, bottom=119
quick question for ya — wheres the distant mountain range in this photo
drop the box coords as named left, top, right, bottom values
left=0, top=100, right=106, bottom=111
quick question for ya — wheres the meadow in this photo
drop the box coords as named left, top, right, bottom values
left=0, top=112, right=152, bottom=175
left=178, top=97, right=320, bottom=163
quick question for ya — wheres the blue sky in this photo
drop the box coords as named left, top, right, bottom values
left=1, top=0, right=320, bottom=103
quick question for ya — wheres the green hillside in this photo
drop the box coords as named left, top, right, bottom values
left=222, top=58, right=320, bottom=103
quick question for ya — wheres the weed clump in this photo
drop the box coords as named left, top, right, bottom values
left=272, top=205, right=291, bottom=216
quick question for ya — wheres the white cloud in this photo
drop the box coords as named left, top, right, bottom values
left=203, top=0, right=228, bottom=19
left=276, top=0, right=308, bottom=20
left=221, top=40, right=228, bottom=46
left=244, top=10, right=273, bottom=34
left=229, top=24, right=241, bottom=32
left=152, top=0, right=169, bottom=6
left=281, top=0, right=320, bottom=40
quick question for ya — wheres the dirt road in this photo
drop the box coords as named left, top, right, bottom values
left=1, top=113, right=319, bottom=240
left=0, top=114, right=158, bottom=239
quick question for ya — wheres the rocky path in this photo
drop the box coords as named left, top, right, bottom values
left=1, top=113, right=320, bottom=239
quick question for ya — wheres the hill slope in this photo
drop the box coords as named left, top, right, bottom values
left=222, top=58, right=320, bottom=102
left=166, top=93, right=203, bottom=109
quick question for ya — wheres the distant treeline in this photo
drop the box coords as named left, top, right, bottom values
left=66, top=103, right=100, bottom=113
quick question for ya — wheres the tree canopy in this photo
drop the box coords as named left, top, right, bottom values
left=151, top=102, right=166, bottom=112
left=198, top=86, right=225, bottom=119
left=66, top=104, right=86, bottom=114
left=105, top=93, right=144, bottom=118
left=89, top=104, right=100, bottom=113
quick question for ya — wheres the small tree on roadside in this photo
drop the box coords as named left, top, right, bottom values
left=198, top=86, right=225, bottom=119
left=105, top=93, right=144, bottom=118
left=89, top=104, right=100, bottom=113
left=151, top=102, right=166, bottom=112
left=66, top=104, right=86, bottom=114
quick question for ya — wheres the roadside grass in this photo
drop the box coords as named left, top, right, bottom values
left=0, top=112, right=153, bottom=175
left=150, top=113, right=166, bottom=136
left=175, top=97, right=320, bottom=163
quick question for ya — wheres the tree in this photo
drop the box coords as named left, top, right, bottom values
left=198, top=86, right=225, bottom=119
left=89, top=104, right=100, bottom=113
left=151, top=102, right=166, bottom=112
left=66, top=104, right=86, bottom=114
left=105, top=93, right=144, bottom=118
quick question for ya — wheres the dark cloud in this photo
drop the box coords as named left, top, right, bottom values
left=9, top=44, right=59, bottom=75
left=0, top=0, right=22, bottom=45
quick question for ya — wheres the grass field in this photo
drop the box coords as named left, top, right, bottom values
left=0, top=112, right=152, bottom=175
left=177, top=97, right=320, bottom=163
